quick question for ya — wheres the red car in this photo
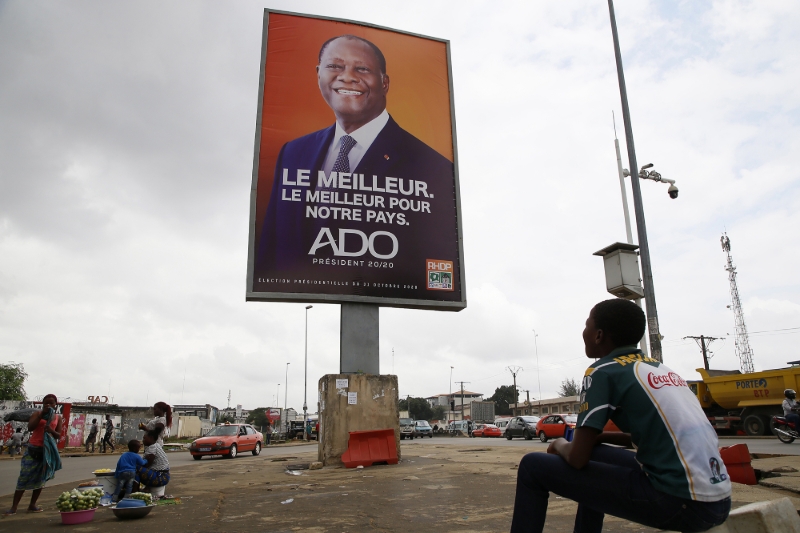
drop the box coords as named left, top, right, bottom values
left=534, top=414, right=577, bottom=442
left=189, top=424, right=263, bottom=460
left=472, top=424, right=502, bottom=438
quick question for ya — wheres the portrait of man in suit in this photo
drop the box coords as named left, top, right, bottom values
left=253, top=31, right=462, bottom=304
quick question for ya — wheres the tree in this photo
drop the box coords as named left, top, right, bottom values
left=431, top=405, right=446, bottom=420
left=398, top=397, right=434, bottom=420
left=558, top=378, right=580, bottom=397
left=488, top=385, right=518, bottom=416
left=0, top=363, right=27, bottom=400
left=246, top=408, right=270, bottom=430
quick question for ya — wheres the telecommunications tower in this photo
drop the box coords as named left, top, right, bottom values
left=721, top=233, right=755, bottom=373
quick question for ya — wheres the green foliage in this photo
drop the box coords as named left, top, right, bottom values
left=488, top=385, right=518, bottom=416
left=0, top=363, right=27, bottom=400
left=219, top=415, right=235, bottom=424
left=245, top=407, right=269, bottom=430
left=431, top=405, right=446, bottom=420
left=558, top=378, right=580, bottom=397
left=398, top=397, right=433, bottom=420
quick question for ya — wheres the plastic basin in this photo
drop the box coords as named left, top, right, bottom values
left=111, top=504, right=155, bottom=519
left=60, top=508, right=96, bottom=525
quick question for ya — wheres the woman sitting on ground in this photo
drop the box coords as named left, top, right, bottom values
left=136, top=430, right=170, bottom=495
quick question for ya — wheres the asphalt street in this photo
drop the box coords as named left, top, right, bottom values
left=2, top=436, right=797, bottom=497
left=0, top=443, right=317, bottom=497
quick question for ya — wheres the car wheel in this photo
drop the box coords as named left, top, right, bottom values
left=429, top=434, right=433, bottom=439
left=539, top=431, right=548, bottom=443
left=192, top=455, right=202, bottom=461
left=505, top=431, right=512, bottom=440
left=524, top=430, right=533, bottom=441
left=227, top=444, right=237, bottom=459
left=252, top=442, right=261, bottom=456
left=400, top=435, right=404, bottom=440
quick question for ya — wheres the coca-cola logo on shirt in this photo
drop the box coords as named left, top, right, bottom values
left=647, top=372, right=687, bottom=389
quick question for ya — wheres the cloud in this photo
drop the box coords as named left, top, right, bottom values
left=1, top=0, right=799, bottom=410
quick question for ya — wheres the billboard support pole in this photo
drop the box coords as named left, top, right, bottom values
left=340, top=303, right=379, bottom=374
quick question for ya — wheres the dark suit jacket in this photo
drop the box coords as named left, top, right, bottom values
left=255, top=117, right=461, bottom=302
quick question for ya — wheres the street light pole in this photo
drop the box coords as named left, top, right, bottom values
left=608, top=0, right=663, bottom=361
left=532, top=329, right=542, bottom=416
left=284, top=362, right=290, bottom=437
left=303, top=305, right=313, bottom=441
left=449, top=366, right=454, bottom=422
left=276, top=383, right=280, bottom=409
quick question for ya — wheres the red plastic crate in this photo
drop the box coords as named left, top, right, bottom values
left=341, top=429, right=398, bottom=468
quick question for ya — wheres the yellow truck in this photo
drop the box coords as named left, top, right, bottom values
left=688, top=364, right=800, bottom=436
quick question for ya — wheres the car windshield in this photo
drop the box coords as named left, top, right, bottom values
left=206, top=426, right=238, bottom=436
left=565, top=415, right=578, bottom=424
left=521, top=416, right=539, bottom=423
left=484, top=424, right=497, bottom=428
left=416, top=421, right=430, bottom=428
left=400, top=418, right=413, bottom=425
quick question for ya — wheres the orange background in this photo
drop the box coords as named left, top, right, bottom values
left=254, top=12, right=455, bottom=236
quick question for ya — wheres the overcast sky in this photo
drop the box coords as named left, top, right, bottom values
left=1, top=1, right=799, bottom=413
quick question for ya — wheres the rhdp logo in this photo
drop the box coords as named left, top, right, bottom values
left=427, top=259, right=454, bottom=291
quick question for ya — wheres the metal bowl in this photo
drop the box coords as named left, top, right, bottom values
left=110, top=504, right=155, bottom=519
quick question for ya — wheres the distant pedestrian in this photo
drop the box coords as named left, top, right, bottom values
left=265, top=424, right=273, bottom=446
left=3, top=394, right=63, bottom=517
left=7, top=428, right=24, bottom=457
left=85, top=419, right=98, bottom=453
left=101, top=414, right=115, bottom=453
left=139, top=402, right=172, bottom=445
left=305, top=421, right=313, bottom=440
left=112, top=440, right=146, bottom=502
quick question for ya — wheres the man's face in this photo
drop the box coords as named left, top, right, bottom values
left=582, top=310, right=603, bottom=358
left=317, top=38, right=389, bottom=131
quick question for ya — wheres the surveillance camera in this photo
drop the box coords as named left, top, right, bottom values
left=668, top=184, right=679, bottom=199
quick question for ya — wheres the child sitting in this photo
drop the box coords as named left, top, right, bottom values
left=112, top=440, right=146, bottom=502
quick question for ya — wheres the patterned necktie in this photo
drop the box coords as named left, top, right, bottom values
left=332, top=135, right=357, bottom=173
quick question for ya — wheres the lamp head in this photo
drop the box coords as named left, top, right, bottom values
left=641, top=163, right=654, bottom=170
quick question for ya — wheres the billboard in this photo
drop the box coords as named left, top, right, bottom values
left=246, top=10, right=466, bottom=311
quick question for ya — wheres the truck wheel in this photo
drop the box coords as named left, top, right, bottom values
left=743, top=415, right=767, bottom=436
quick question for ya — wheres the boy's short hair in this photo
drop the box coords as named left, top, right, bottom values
left=592, top=299, right=646, bottom=347
left=127, top=439, right=140, bottom=451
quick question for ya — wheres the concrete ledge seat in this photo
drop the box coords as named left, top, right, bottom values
left=663, top=497, right=800, bottom=533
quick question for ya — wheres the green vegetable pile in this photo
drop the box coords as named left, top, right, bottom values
left=127, top=492, right=153, bottom=505
left=56, top=488, right=103, bottom=512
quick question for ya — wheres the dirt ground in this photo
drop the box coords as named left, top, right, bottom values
left=2, top=444, right=800, bottom=533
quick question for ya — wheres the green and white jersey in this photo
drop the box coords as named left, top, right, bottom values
left=577, top=347, right=731, bottom=502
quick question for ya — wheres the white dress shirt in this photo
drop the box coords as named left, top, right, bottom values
left=321, top=109, right=390, bottom=176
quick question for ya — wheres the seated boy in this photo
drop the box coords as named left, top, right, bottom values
left=136, top=430, right=170, bottom=495
left=511, top=299, right=731, bottom=533
left=112, top=440, right=146, bottom=502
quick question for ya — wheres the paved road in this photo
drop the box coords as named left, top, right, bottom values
left=407, top=435, right=800, bottom=455
left=4, top=436, right=797, bottom=497
left=0, top=444, right=317, bottom=497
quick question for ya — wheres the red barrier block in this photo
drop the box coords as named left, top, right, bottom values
left=341, top=429, right=398, bottom=468
left=719, top=443, right=757, bottom=485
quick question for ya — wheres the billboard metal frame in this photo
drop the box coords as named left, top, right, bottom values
left=245, top=9, right=467, bottom=311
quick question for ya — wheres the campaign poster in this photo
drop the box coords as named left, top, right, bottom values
left=246, top=10, right=466, bottom=311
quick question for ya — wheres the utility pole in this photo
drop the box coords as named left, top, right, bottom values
left=608, top=0, right=663, bottom=361
left=227, top=390, right=231, bottom=409
left=455, top=381, right=470, bottom=421
left=506, top=366, right=523, bottom=415
left=683, top=335, right=723, bottom=371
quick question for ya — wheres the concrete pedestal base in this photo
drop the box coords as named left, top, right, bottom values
left=318, top=373, right=399, bottom=466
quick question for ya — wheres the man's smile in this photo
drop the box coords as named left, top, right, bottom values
left=334, top=88, right=364, bottom=96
